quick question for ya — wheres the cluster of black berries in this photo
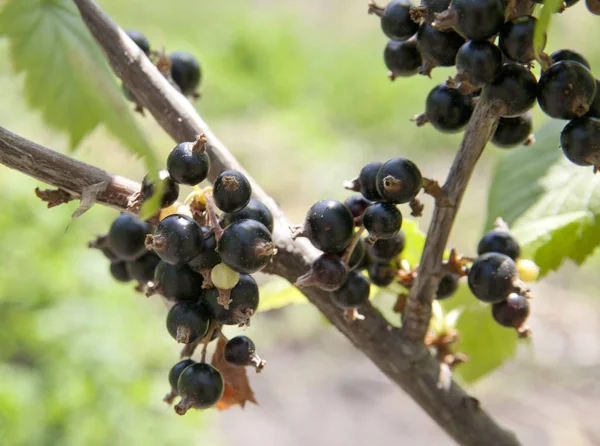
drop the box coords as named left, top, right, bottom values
left=124, top=30, right=202, bottom=107
left=90, top=136, right=274, bottom=414
left=467, top=223, right=535, bottom=336
left=370, top=0, right=600, bottom=167
left=291, top=158, right=423, bottom=320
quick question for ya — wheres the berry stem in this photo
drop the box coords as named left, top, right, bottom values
left=203, top=191, right=224, bottom=240
left=192, top=134, right=208, bottom=154
left=343, top=177, right=361, bottom=192
left=249, top=353, right=267, bottom=373
left=174, top=396, right=195, bottom=416
left=342, top=226, right=366, bottom=265
left=432, top=9, right=458, bottom=33
left=217, top=288, right=233, bottom=309
left=200, top=320, right=219, bottom=362
left=409, top=198, right=425, bottom=217
left=412, top=113, right=430, bottom=127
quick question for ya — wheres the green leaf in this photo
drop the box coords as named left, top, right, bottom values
left=486, top=120, right=600, bottom=276
left=441, top=284, right=518, bottom=383
left=400, top=219, right=426, bottom=267
left=258, top=278, right=307, bottom=312
left=0, top=0, right=157, bottom=176
left=534, top=0, right=562, bottom=53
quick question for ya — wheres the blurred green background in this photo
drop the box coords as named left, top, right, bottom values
left=1, top=0, right=600, bottom=445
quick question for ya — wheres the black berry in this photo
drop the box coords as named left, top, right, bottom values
left=551, top=49, right=591, bottom=70
left=587, top=0, right=600, bottom=14
left=492, top=293, right=530, bottom=328
left=201, top=274, right=259, bottom=325
left=468, top=253, right=518, bottom=304
left=478, top=229, right=521, bottom=260
left=367, top=262, right=396, bottom=287
left=154, top=261, right=204, bottom=302
left=188, top=227, right=221, bottom=271
left=108, top=213, right=152, bottom=261
left=300, top=200, right=355, bottom=253
left=167, top=139, right=211, bottom=186
left=170, top=52, right=201, bottom=96
left=126, top=30, right=150, bottom=56
left=363, top=202, right=403, bottom=240
left=147, top=214, right=204, bottom=265
left=358, top=162, right=384, bottom=201
left=330, top=271, right=371, bottom=309
left=110, top=261, right=131, bottom=283
left=126, top=250, right=160, bottom=283
left=499, top=16, right=543, bottom=64
left=368, top=232, right=405, bottom=261
left=384, top=40, right=422, bottom=79
left=586, top=80, right=600, bottom=119
left=295, top=253, right=349, bottom=291
left=221, top=199, right=274, bottom=233
left=224, top=336, right=256, bottom=366
left=213, top=170, right=252, bottom=213
left=175, top=363, right=224, bottom=414
left=435, top=272, right=459, bottom=300
left=141, top=169, right=180, bottom=208
left=538, top=61, right=597, bottom=120
left=375, top=158, right=423, bottom=204
left=168, top=359, right=195, bottom=394
left=166, top=301, right=210, bottom=344
left=424, top=84, right=474, bottom=134
left=560, top=117, right=600, bottom=168
left=455, top=41, right=503, bottom=88
left=218, top=219, right=275, bottom=274
left=416, top=23, right=465, bottom=68
left=344, top=195, right=372, bottom=225
left=484, top=63, right=537, bottom=118
left=492, top=114, right=534, bottom=149
left=419, top=0, right=451, bottom=21
left=443, top=0, right=505, bottom=41
left=377, top=1, right=419, bottom=41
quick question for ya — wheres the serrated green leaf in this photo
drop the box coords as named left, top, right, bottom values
left=534, top=0, right=562, bottom=53
left=441, top=284, right=518, bottom=383
left=0, top=0, right=157, bottom=178
left=486, top=120, right=600, bottom=276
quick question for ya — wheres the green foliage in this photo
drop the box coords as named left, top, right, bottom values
left=534, top=0, right=563, bottom=52
left=486, top=121, right=600, bottom=276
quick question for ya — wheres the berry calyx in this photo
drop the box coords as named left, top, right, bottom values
left=154, top=261, right=204, bottom=302
left=126, top=250, right=161, bottom=284
left=384, top=40, right=422, bottom=80
left=421, top=84, right=474, bottom=134
left=167, top=136, right=211, bottom=186
left=499, top=16, right=544, bottom=64
left=477, top=229, right=521, bottom=260
left=169, top=52, right=201, bottom=97
left=483, top=63, right=538, bottom=118
left=369, top=1, right=419, bottom=41
left=434, top=0, right=505, bottom=41
left=367, top=262, right=396, bottom=287
left=201, top=274, right=259, bottom=325
left=110, top=261, right=131, bottom=283
left=218, top=219, right=276, bottom=274
left=492, top=293, right=530, bottom=332
left=363, top=202, right=403, bottom=241
left=125, top=30, right=150, bottom=56
left=537, top=61, right=597, bottom=120
left=468, top=252, right=519, bottom=304
left=295, top=253, right=349, bottom=291
left=435, top=272, right=459, bottom=300
left=212, top=170, right=252, bottom=213
left=293, top=200, right=355, bottom=253
left=368, top=232, right=405, bottom=262
left=108, top=213, right=152, bottom=261
left=224, top=336, right=266, bottom=372
left=146, top=214, right=204, bottom=265
left=221, top=199, right=274, bottom=233
left=492, top=114, right=535, bottom=149
left=166, top=301, right=210, bottom=344
left=560, top=117, right=600, bottom=169
left=454, top=41, right=503, bottom=89
left=141, top=169, right=180, bottom=208
left=174, top=363, right=224, bottom=414
left=375, top=158, right=423, bottom=204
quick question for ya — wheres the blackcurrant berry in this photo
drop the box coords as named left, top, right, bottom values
left=218, top=219, right=275, bottom=274
left=221, top=199, right=274, bottom=233
left=126, top=250, right=161, bottom=284
left=224, top=336, right=256, bottom=366
left=435, top=272, right=459, bottom=300
left=367, top=262, right=396, bottom=287
left=368, top=232, right=405, bottom=261
left=551, top=49, right=591, bottom=70
left=330, top=271, right=371, bottom=309
left=374, top=0, right=419, bottom=40
left=141, top=169, right=180, bottom=208
left=585, top=80, right=600, bottom=119
left=188, top=227, right=221, bottom=271
left=344, top=195, right=372, bottom=224
left=416, top=23, right=465, bottom=68
left=358, top=162, right=384, bottom=201
left=154, top=261, right=204, bottom=302
left=477, top=229, right=521, bottom=260
left=166, top=301, right=210, bottom=344
left=167, top=139, right=211, bottom=186
left=175, top=363, right=224, bottom=414
left=147, top=214, right=204, bottom=265
left=347, top=237, right=367, bottom=271
left=375, top=158, right=423, bottom=204
left=126, top=30, right=150, bottom=56
left=560, top=117, right=600, bottom=168
left=384, top=40, right=422, bottom=79
left=108, top=213, right=152, bottom=261
left=110, top=261, right=131, bottom=283
left=440, top=0, right=505, bottom=41
left=419, top=0, right=452, bottom=21
left=168, top=359, right=196, bottom=394
left=492, top=293, right=530, bottom=328
left=201, top=274, right=259, bottom=325
left=212, top=170, right=252, bottom=213
left=587, top=0, right=600, bottom=14
left=299, top=200, right=355, bottom=253
left=538, top=61, right=596, bottom=120
left=492, top=114, right=534, bottom=149
left=363, top=202, right=403, bottom=240
left=424, top=84, right=474, bottom=134
left=483, top=63, right=537, bottom=118
left=170, top=52, right=201, bottom=97
left=100, top=246, right=121, bottom=262
left=499, top=17, right=544, bottom=64
left=295, top=253, right=349, bottom=291
left=455, top=41, right=503, bottom=88
left=468, top=252, right=518, bottom=304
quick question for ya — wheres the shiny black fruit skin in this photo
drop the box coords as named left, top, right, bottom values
left=492, top=293, right=530, bottom=328
left=367, top=262, right=396, bottom=287
left=537, top=61, right=597, bottom=120
left=201, top=274, right=259, bottom=325
left=304, top=200, right=355, bottom=253
left=213, top=170, right=252, bottom=213
left=224, top=336, right=256, bottom=366
left=168, top=359, right=196, bottom=393
left=435, top=273, right=459, bottom=300
left=484, top=63, right=538, bottom=118
left=167, top=141, right=211, bottom=186
left=170, top=52, right=201, bottom=96
left=166, top=301, right=210, bottom=344
left=492, top=114, right=533, bottom=149
left=449, top=0, right=505, bottom=41
left=141, top=170, right=180, bottom=208
left=330, top=271, right=371, bottom=309
left=477, top=230, right=521, bottom=260
left=368, top=232, right=405, bottom=262
left=560, top=117, right=600, bottom=167
left=126, top=250, right=161, bottom=283
left=108, top=213, right=152, bottom=261
left=344, top=195, right=372, bottom=224
left=218, top=219, right=274, bottom=274
left=380, top=0, right=419, bottom=41
left=152, top=214, right=204, bottom=265
left=358, top=162, right=384, bottom=201
left=551, top=49, right=591, bottom=70
left=384, top=40, right=422, bottom=78
left=221, top=199, right=274, bottom=233
left=455, top=41, right=503, bottom=88
left=586, top=80, right=600, bottom=119
left=425, top=84, right=474, bottom=133
left=468, top=253, right=518, bottom=304
left=499, top=17, right=543, bottom=64
left=375, top=158, right=423, bottom=204
left=154, top=261, right=204, bottom=302
left=363, top=202, right=403, bottom=239
left=306, top=253, right=349, bottom=291
left=126, top=30, right=150, bottom=56
left=188, top=227, right=221, bottom=271
left=110, top=262, right=131, bottom=283
left=417, top=24, right=465, bottom=67
left=176, top=363, right=224, bottom=410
